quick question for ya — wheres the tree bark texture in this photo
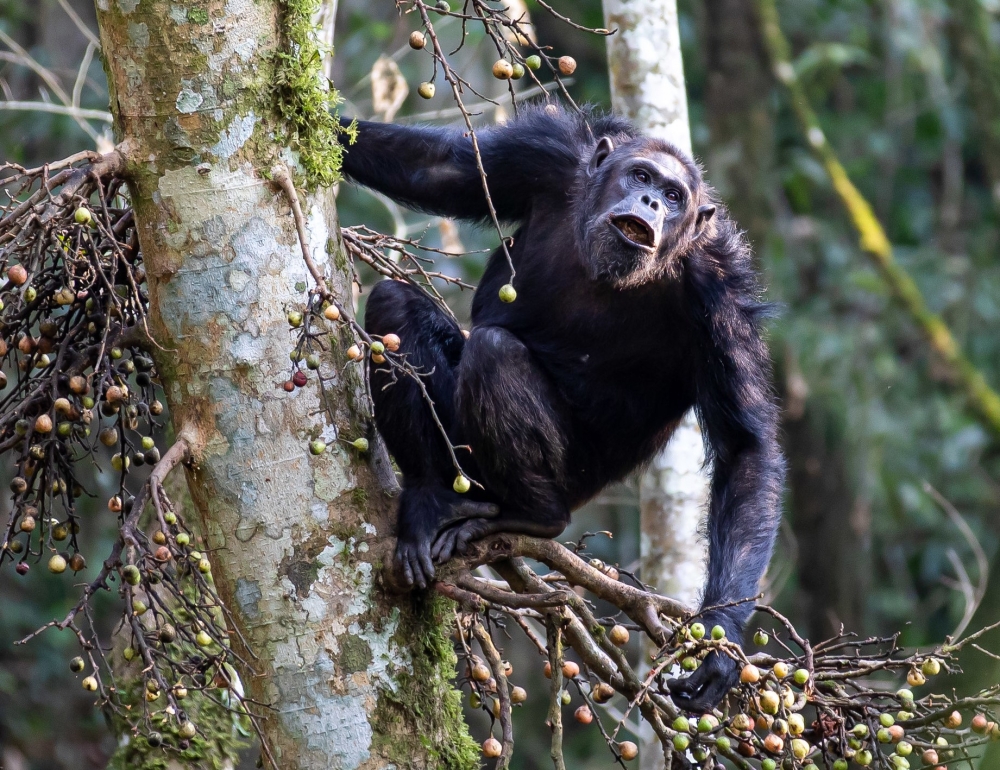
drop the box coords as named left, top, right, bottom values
left=93, top=3, right=476, bottom=769
left=603, top=3, right=708, bottom=767
left=604, top=0, right=692, bottom=150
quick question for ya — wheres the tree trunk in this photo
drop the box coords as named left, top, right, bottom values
left=782, top=398, right=868, bottom=638
left=93, top=3, right=476, bottom=769
left=702, top=0, right=773, bottom=247
left=947, top=0, right=1000, bottom=208
left=700, top=0, right=870, bottom=638
left=603, top=2, right=708, bottom=767
left=604, top=0, right=692, bottom=146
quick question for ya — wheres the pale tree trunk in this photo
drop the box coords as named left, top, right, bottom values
left=94, top=3, right=476, bottom=769
left=603, top=2, right=709, bottom=767
left=316, top=0, right=339, bottom=80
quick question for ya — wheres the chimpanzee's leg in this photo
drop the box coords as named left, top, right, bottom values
left=365, top=281, right=497, bottom=586
left=431, top=325, right=572, bottom=562
left=365, top=280, right=465, bottom=479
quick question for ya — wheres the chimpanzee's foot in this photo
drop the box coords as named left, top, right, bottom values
left=431, top=518, right=495, bottom=564
left=394, top=498, right=498, bottom=588
left=430, top=517, right=569, bottom=564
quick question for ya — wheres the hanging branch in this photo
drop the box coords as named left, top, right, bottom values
left=0, top=152, right=276, bottom=762
left=393, top=0, right=608, bottom=285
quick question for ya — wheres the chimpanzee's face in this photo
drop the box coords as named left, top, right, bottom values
left=580, top=138, right=715, bottom=287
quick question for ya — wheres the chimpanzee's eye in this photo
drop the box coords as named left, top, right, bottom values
left=632, top=169, right=650, bottom=184
left=665, top=190, right=680, bottom=203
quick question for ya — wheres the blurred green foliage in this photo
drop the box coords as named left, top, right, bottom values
left=2, top=0, right=999, bottom=767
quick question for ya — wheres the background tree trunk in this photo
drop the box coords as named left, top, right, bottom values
left=947, top=0, right=1000, bottom=209
left=699, top=0, right=870, bottom=640
left=702, top=0, right=772, bottom=248
left=93, top=3, right=476, bottom=769
left=781, top=401, right=868, bottom=637
left=603, top=2, right=708, bottom=766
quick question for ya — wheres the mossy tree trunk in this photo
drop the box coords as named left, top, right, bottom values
left=93, top=2, right=476, bottom=769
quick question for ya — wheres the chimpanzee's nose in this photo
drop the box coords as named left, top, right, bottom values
left=641, top=194, right=659, bottom=211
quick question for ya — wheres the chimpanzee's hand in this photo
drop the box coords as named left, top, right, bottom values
left=667, top=650, right=740, bottom=712
left=667, top=614, right=743, bottom=712
left=394, top=494, right=498, bottom=589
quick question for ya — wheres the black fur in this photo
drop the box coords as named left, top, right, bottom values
left=340, top=105, right=785, bottom=711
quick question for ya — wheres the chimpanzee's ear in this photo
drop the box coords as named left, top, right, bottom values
left=587, top=137, right=615, bottom=176
left=695, top=204, right=716, bottom=238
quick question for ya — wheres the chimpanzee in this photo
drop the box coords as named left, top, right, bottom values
left=338, top=104, right=785, bottom=710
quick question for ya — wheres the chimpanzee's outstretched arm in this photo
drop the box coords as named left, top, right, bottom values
left=669, top=254, right=785, bottom=712
left=338, top=108, right=584, bottom=222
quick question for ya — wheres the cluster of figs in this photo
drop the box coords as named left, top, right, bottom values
left=461, top=615, right=996, bottom=766
left=663, top=625, right=993, bottom=770
left=282, top=298, right=379, bottom=456
left=403, top=7, right=576, bottom=102
left=0, top=207, right=168, bottom=577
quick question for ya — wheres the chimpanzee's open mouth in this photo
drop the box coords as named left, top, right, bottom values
left=610, top=215, right=656, bottom=249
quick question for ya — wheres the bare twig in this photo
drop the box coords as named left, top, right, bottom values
left=273, top=165, right=326, bottom=292
left=546, top=615, right=568, bottom=770
left=473, top=621, right=514, bottom=769
left=56, top=0, right=101, bottom=48
left=0, top=101, right=112, bottom=122
left=925, top=481, right=989, bottom=637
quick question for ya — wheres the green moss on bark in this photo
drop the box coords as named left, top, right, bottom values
left=273, top=0, right=355, bottom=188
left=374, top=594, right=480, bottom=770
